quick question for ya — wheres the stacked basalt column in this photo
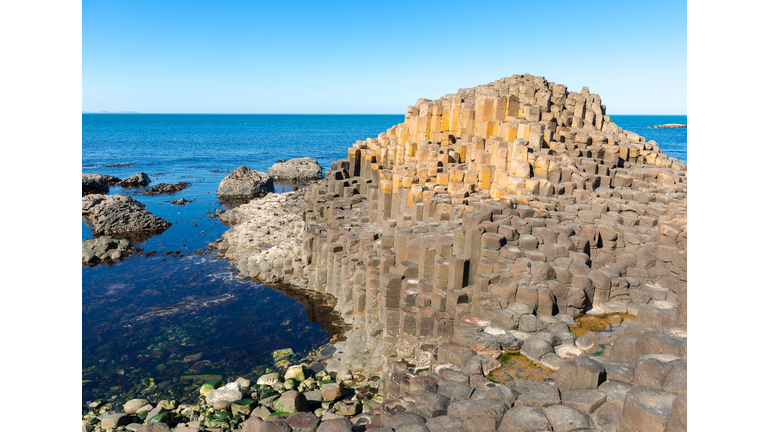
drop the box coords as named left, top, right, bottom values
left=291, top=75, right=685, bottom=390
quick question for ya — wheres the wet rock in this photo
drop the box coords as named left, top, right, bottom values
left=274, top=390, right=308, bottom=415
left=146, top=411, right=174, bottom=424
left=285, top=365, right=306, bottom=381
left=268, top=157, right=324, bottom=182
left=231, top=398, right=256, bottom=416
left=217, top=166, right=275, bottom=198
left=123, top=399, right=149, bottom=414
left=82, top=235, right=132, bottom=265
left=321, top=382, right=344, bottom=401
left=82, top=173, right=120, bottom=195
left=143, top=182, right=191, bottom=195
left=117, top=172, right=151, bottom=187
left=336, top=399, right=361, bottom=416
left=206, top=382, right=242, bottom=406
left=82, top=194, right=171, bottom=236
left=101, top=412, right=130, bottom=429
left=257, top=372, right=282, bottom=386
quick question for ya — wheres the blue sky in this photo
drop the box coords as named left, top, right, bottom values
left=83, top=0, right=687, bottom=114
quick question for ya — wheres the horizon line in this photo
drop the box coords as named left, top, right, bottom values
left=82, top=112, right=688, bottom=116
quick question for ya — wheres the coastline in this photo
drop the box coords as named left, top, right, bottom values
left=83, top=74, right=687, bottom=432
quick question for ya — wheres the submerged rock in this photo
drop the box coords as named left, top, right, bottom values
left=117, top=172, right=151, bottom=187
left=82, top=173, right=121, bottom=196
left=217, top=166, right=274, bottom=198
left=268, top=157, right=323, bottom=182
left=143, top=182, right=190, bottom=196
left=82, top=235, right=132, bottom=265
left=82, top=194, right=171, bottom=236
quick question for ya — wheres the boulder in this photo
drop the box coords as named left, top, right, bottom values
left=82, top=194, right=171, bottom=235
left=123, top=399, right=149, bottom=414
left=217, top=166, right=275, bottom=198
left=117, top=172, right=151, bottom=187
left=206, top=382, right=242, bottom=406
left=268, top=157, right=323, bottom=182
left=274, top=391, right=308, bottom=415
left=82, top=173, right=120, bottom=195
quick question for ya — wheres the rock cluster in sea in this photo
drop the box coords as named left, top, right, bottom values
left=143, top=182, right=192, bottom=196
left=210, top=74, right=687, bottom=431
left=82, top=194, right=171, bottom=236
left=82, top=235, right=132, bottom=265
left=82, top=173, right=121, bottom=196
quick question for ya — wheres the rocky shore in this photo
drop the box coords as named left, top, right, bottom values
left=84, top=74, right=687, bottom=431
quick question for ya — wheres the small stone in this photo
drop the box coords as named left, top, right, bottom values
left=285, top=365, right=306, bottom=382
left=123, top=399, right=149, bottom=414
left=101, top=413, right=130, bottom=429
left=321, top=382, right=344, bottom=401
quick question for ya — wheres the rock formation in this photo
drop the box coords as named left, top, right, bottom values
left=116, top=172, right=151, bottom=187
left=269, top=157, right=324, bottom=182
left=82, top=173, right=121, bottom=196
left=82, top=194, right=171, bottom=236
left=217, top=166, right=275, bottom=199
left=216, top=74, right=688, bottom=431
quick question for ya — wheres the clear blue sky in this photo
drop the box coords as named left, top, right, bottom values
left=83, top=0, right=686, bottom=114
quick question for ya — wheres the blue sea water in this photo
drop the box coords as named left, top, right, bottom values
left=81, top=113, right=685, bottom=407
left=609, top=115, right=687, bottom=164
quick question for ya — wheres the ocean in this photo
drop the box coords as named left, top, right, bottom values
left=81, top=113, right=686, bottom=407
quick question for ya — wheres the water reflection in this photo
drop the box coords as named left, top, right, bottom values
left=82, top=252, right=341, bottom=407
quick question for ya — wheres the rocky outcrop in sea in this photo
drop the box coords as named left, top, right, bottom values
left=82, top=173, right=121, bottom=196
left=117, top=172, right=152, bottom=187
left=82, top=194, right=171, bottom=236
left=217, top=166, right=275, bottom=199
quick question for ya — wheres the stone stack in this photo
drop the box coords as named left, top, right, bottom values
left=216, top=73, right=687, bottom=431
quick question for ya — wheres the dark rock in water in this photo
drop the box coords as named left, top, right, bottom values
left=117, top=172, right=151, bottom=187
left=82, top=235, right=132, bottom=265
left=82, top=173, right=121, bottom=196
left=644, top=124, right=686, bottom=129
left=143, top=182, right=191, bottom=195
left=82, top=194, right=171, bottom=236
left=217, top=166, right=274, bottom=199
left=268, top=157, right=323, bottom=183
left=169, top=198, right=194, bottom=205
